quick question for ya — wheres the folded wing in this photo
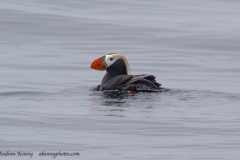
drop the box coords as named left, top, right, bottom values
left=100, top=74, right=168, bottom=92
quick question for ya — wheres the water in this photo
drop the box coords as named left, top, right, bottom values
left=1, top=0, right=240, bottom=159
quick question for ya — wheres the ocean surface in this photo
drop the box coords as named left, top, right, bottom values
left=1, top=0, right=240, bottom=159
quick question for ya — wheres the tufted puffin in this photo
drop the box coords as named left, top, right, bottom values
left=90, top=53, right=168, bottom=92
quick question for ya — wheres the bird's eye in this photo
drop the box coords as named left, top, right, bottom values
left=110, top=58, right=113, bottom=61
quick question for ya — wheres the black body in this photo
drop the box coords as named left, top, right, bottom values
left=99, top=59, right=167, bottom=92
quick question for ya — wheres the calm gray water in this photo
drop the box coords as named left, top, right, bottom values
left=1, top=0, right=240, bottom=159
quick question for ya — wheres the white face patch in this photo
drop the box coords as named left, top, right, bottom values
left=105, top=54, right=119, bottom=67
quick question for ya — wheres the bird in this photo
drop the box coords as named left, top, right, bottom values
left=90, top=53, right=168, bottom=92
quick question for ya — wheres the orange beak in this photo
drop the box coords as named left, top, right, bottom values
left=90, top=56, right=106, bottom=71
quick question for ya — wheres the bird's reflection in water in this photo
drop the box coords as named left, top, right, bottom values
left=100, top=90, right=133, bottom=109
left=89, top=89, right=137, bottom=117
left=89, top=88, right=165, bottom=117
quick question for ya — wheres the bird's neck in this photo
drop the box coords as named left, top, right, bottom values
left=100, top=72, right=113, bottom=87
left=100, top=59, right=127, bottom=88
